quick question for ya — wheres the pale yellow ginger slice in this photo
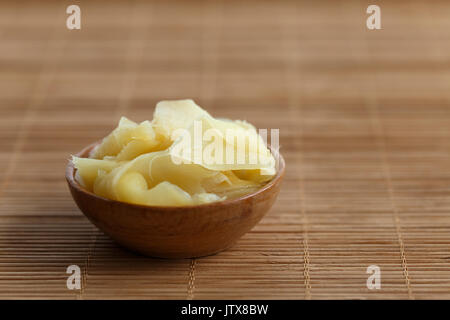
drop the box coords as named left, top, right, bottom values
left=201, top=172, right=232, bottom=191
left=72, top=156, right=121, bottom=191
left=153, top=99, right=275, bottom=175
left=232, top=169, right=274, bottom=183
left=100, top=170, right=224, bottom=206
left=204, top=171, right=260, bottom=199
left=169, top=115, right=276, bottom=175
left=91, top=150, right=223, bottom=201
left=92, top=151, right=163, bottom=200
left=73, top=99, right=277, bottom=206
left=115, top=173, right=193, bottom=206
left=92, top=168, right=116, bottom=200
left=89, top=117, right=137, bottom=159
left=115, top=138, right=165, bottom=161
left=192, top=192, right=225, bottom=204
left=148, top=152, right=220, bottom=195
left=91, top=117, right=160, bottom=160
left=152, top=99, right=210, bottom=140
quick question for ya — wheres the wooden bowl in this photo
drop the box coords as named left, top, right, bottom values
left=66, top=142, right=285, bottom=259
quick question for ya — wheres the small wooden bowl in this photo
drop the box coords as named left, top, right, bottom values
left=66, top=142, right=285, bottom=258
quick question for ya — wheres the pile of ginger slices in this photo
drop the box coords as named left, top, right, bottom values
left=72, top=99, right=276, bottom=207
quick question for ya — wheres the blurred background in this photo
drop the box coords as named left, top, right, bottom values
left=0, top=0, right=449, bottom=299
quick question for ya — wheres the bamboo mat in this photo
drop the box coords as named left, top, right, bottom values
left=0, top=0, right=449, bottom=299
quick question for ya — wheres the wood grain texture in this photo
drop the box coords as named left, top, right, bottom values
left=0, top=0, right=449, bottom=299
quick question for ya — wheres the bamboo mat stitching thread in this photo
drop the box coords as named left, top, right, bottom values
left=187, top=259, right=196, bottom=300
left=365, top=93, right=415, bottom=299
left=359, top=3, right=414, bottom=297
left=371, top=105, right=414, bottom=299
left=281, top=11, right=312, bottom=299
left=78, top=228, right=98, bottom=299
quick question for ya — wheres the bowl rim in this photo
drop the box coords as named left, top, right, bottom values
left=66, top=141, right=285, bottom=211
